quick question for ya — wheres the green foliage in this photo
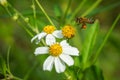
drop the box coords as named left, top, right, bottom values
left=0, top=0, right=120, bottom=80
left=82, top=65, right=104, bottom=80
left=81, top=20, right=99, bottom=69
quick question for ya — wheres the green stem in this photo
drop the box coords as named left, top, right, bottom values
left=5, top=2, right=35, bottom=36
left=68, top=0, right=87, bottom=22
left=92, top=14, right=120, bottom=64
left=61, top=0, right=72, bottom=24
left=5, top=7, right=12, bottom=17
left=81, top=0, right=102, bottom=17
left=13, top=76, right=23, bottom=80
left=6, top=47, right=22, bottom=80
left=32, top=0, right=36, bottom=20
left=35, top=0, right=55, bottom=26
left=32, top=0, right=39, bottom=33
left=41, top=39, right=46, bottom=46
left=82, top=20, right=99, bottom=70
left=17, top=20, right=34, bottom=37
left=64, top=71, right=72, bottom=80
left=7, top=46, right=11, bottom=74
left=24, top=62, right=38, bottom=80
left=8, top=3, right=34, bottom=32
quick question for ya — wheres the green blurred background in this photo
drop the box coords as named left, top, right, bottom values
left=0, top=0, right=120, bottom=80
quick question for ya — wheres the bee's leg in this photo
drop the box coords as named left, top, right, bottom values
left=81, top=23, right=87, bottom=29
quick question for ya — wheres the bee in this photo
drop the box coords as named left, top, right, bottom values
left=76, top=17, right=95, bottom=29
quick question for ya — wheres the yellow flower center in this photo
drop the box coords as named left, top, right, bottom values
left=49, top=43, right=62, bottom=57
left=62, top=25, right=75, bottom=38
left=43, top=25, right=55, bottom=34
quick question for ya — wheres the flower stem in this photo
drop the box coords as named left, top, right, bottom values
left=13, top=76, right=23, bottom=80
left=6, top=46, right=23, bottom=80
left=7, top=3, right=34, bottom=32
left=64, top=71, right=72, bottom=80
left=41, top=39, right=46, bottom=46
left=17, top=20, right=34, bottom=37
left=35, top=0, right=55, bottom=26
left=32, top=0, right=39, bottom=33
left=7, top=46, right=12, bottom=75
left=5, top=7, right=12, bottom=17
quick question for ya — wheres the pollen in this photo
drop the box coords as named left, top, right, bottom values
left=62, top=25, right=75, bottom=38
left=49, top=43, right=62, bottom=57
left=43, top=25, right=55, bottom=34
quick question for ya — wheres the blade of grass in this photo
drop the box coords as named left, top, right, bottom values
left=92, top=14, right=120, bottom=65
left=90, top=1, right=120, bottom=16
left=68, top=0, right=87, bottom=22
left=0, top=56, right=7, bottom=77
left=5, top=7, right=12, bottom=17
left=61, top=0, right=72, bottom=24
left=81, top=0, right=102, bottom=17
left=0, top=48, right=22, bottom=80
left=32, top=0, right=39, bottom=33
left=6, top=46, right=12, bottom=75
left=23, top=62, right=38, bottom=80
left=17, top=20, right=34, bottom=37
left=35, top=0, right=55, bottom=26
left=82, top=20, right=99, bottom=70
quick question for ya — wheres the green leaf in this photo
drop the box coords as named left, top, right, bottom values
left=0, top=56, right=7, bottom=76
left=90, top=1, right=120, bottom=16
left=0, top=72, right=4, bottom=79
left=80, top=65, right=104, bottom=80
left=54, top=5, right=63, bottom=17
left=81, top=0, right=102, bottom=17
left=81, top=20, right=99, bottom=69
left=68, top=0, right=87, bottom=22
left=23, top=62, right=38, bottom=80
left=92, top=14, right=120, bottom=64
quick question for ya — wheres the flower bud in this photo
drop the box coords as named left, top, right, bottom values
left=0, top=0, right=8, bottom=7
left=24, top=17, right=29, bottom=22
left=12, top=13, right=19, bottom=21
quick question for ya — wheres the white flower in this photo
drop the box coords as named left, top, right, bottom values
left=31, top=25, right=63, bottom=45
left=34, top=40, right=79, bottom=73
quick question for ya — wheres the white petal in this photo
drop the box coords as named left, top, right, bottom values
left=60, top=54, right=74, bottom=66
left=46, top=34, right=56, bottom=45
left=62, top=46, right=79, bottom=56
left=54, top=57, right=66, bottom=73
left=60, top=40, right=70, bottom=47
left=52, top=30, right=63, bottom=38
left=38, top=32, right=47, bottom=40
left=34, top=47, right=49, bottom=55
left=31, top=32, right=46, bottom=43
left=31, top=34, right=39, bottom=42
left=43, top=56, right=54, bottom=71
